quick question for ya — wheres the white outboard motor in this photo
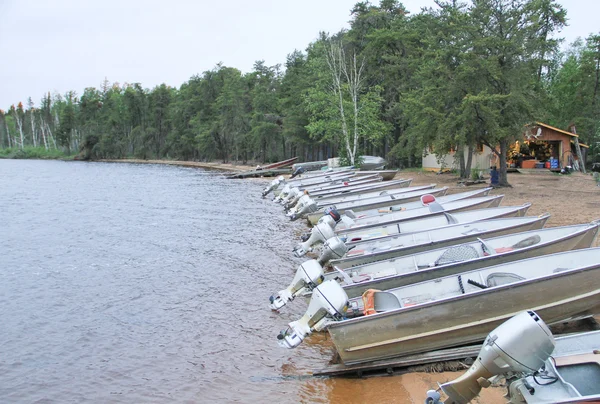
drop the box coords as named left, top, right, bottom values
left=293, top=221, right=335, bottom=257
left=289, top=198, right=318, bottom=221
left=284, top=190, right=308, bottom=211
left=269, top=259, right=324, bottom=310
left=280, top=186, right=301, bottom=205
left=286, top=193, right=312, bottom=214
left=262, top=176, right=285, bottom=197
left=426, top=310, right=555, bottom=404
left=273, top=183, right=291, bottom=203
left=276, top=280, right=348, bottom=349
left=317, top=237, right=350, bottom=266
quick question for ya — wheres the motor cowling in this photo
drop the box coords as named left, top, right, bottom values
left=284, top=191, right=307, bottom=211
left=317, top=237, right=349, bottom=266
left=276, top=280, right=348, bottom=349
left=273, top=183, right=291, bottom=202
left=434, top=310, right=555, bottom=404
left=269, top=259, right=324, bottom=310
left=293, top=221, right=335, bottom=257
left=262, top=176, right=285, bottom=197
left=280, top=187, right=301, bottom=205
left=290, top=198, right=318, bottom=221
left=287, top=194, right=312, bottom=214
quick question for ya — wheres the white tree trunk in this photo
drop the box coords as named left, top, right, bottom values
left=325, top=40, right=352, bottom=165
left=325, top=39, right=366, bottom=167
left=5, top=120, right=11, bottom=148
left=15, top=113, right=24, bottom=149
left=30, top=109, right=37, bottom=147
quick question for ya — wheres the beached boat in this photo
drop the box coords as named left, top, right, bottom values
left=323, top=247, right=600, bottom=365
left=273, top=174, right=379, bottom=203
left=259, top=157, right=298, bottom=170
left=290, top=156, right=387, bottom=173
left=286, top=179, right=414, bottom=218
left=286, top=178, right=412, bottom=210
left=304, top=187, right=448, bottom=225
left=356, top=170, right=397, bottom=181
left=328, top=222, right=599, bottom=298
left=308, top=184, right=437, bottom=206
left=334, top=195, right=505, bottom=242
left=308, top=188, right=490, bottom=226
left=295, top=204, right=533, bottom=257
left=321, top=214, right=551, bottom=268
left=426, top=311, right=600, bottom=404
left=279, top=176, right=384, bottom=207
left=334, top=188, right=493, bottom=230
left=226, top=157, right=298, bottom=179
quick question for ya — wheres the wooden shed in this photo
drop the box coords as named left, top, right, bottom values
left=422, top=122, right=589, bottom=172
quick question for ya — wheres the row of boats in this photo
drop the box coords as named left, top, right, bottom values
left=260, top=167, right=600, bottom=403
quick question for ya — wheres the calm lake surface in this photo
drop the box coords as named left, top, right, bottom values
left=1, top=159, right=435, bottom=403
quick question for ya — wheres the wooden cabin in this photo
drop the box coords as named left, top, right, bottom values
left=422, top=122, right=589, bottom=172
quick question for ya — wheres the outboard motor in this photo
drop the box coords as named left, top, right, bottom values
left=285, top=191, right=309, bottom=212
left=276, top=280, right=348, bottom=348
left=280, top=186, right=301, bottom=205
left=426, top=310, right=555, bottom=404
left=269, top=259, right=324, bottom=310
left=293, top=221, right=335, bottom=257
left=290, top=166, right=306, bottom=179
left=273, top=183, right=291, bottom=203
left=317, top=237, right=350, bottom=266
left=262, top=176, right=285, bottom=197
left=289, top=198, right=318, bottom=221
left=298, top=209, right=341, bottom=242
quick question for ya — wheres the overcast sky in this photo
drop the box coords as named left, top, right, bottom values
left=0, top=0, right=598, bottom=109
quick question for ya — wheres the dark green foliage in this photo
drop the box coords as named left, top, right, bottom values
left=1, top=0, right=597, bottom=174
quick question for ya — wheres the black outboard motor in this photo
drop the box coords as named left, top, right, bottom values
left=290, top=166, right=306, bottom=179
left=324, top=206, right=342, bottom=223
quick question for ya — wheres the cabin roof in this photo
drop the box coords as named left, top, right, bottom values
left=536, top=122, right=579, bottom=138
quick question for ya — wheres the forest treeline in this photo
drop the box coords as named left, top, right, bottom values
left=1, top=0, right=599, bottom=185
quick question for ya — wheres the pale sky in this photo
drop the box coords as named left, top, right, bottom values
left=0, top=0, right=598, bottom=109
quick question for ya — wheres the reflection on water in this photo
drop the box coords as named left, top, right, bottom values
left=0, top=160, right=497, bottom=404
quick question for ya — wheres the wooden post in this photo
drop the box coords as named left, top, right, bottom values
left=570, top=125, right=587, bottom=174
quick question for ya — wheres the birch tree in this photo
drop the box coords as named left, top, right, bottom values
left=305, top=34, right=389, bottom=166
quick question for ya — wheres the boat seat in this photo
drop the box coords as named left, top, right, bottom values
left=373, top=292, right=402, bottom=312
left=486, top=272, right=526, bottom=287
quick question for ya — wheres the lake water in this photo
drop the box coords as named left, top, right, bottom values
left=0, top=159, right=431, bottom=403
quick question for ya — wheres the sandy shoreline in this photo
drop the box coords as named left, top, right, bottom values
left=98, top=158, right=259, bottom=172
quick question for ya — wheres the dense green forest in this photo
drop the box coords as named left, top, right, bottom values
left=1, top=0, right=599, bottom=185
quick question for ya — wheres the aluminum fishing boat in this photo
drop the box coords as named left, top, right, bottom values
left=335, top=195, right=505, bottom=242
left=326, top=247, right=600, bottom=365
left=330, top=222, right=599, bottom=298
left=305, top=186, right=447, bottom=225
left=334, top=188, right=493, bottom=230
left=322, top=214, right=551, bottom=269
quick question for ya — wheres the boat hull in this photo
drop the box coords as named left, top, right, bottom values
left=329, top=264, right=600, bottom=365
left=307, top=187, right=446, bottom=225
left=337, top=222, right=599, bottom=298
left=331, top=215, right=551, bottom=270
left=336, top=195, right=505, bottom=241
